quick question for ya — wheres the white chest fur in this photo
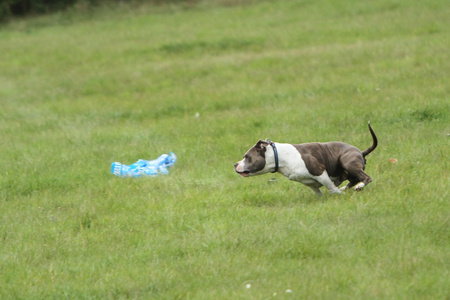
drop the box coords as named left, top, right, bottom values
left=271, top=143, right=310, bottom=179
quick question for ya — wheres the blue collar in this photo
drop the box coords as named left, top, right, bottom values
left=269, top=142, right=279, bottom=173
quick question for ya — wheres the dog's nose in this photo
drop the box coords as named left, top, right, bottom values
left=234, top=163, right=238, bottom=167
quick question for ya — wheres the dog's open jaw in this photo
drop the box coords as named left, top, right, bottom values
left=237, top=170, right=250, bottom=177
left=234, top=160, right=260, bottom=177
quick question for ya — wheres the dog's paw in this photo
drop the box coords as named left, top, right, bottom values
left=328, top=187, right=342, bottom=195
left=354, top=182, right=365, bottom=191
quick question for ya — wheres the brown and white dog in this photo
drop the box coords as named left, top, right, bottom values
left=234, top=123, right=378, bottom=196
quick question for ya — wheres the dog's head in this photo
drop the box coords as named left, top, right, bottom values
left=234, top=140, right=272, bottom=177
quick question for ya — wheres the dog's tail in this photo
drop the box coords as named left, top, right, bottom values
left=362, top=121, right=378, bottom=157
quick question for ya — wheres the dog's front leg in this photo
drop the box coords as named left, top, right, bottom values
left=312, top=171, right=342, bottom=195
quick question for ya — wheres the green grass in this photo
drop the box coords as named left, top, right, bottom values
left=1, top=0, right=449, bottom=298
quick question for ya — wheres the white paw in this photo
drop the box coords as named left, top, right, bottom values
left=329, top=187, right=342, bottom=195
left=354, top=182, right=365, bottom=191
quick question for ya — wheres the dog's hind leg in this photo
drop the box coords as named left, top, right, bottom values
left=342, top=171, right=372, bottom=191
left=340, top=158, right=372, bottom=191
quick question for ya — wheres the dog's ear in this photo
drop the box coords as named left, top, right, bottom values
left=255, top=140, right=270, bottom=151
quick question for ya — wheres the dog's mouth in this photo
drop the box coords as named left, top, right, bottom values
left=236, top=170, right=250, bottom=177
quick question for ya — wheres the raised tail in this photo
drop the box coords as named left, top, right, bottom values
left=362, top=122, right=378, bottom=157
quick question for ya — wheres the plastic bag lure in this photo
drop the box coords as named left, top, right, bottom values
left=111, top=152, right=177, bottom=177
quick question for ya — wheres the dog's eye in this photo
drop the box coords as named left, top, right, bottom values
left=247, top=157, right=252, bottom=163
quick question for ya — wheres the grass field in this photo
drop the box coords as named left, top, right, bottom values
left=1, top=0, right=449, bottom=298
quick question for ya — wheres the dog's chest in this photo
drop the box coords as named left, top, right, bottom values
left=276, top=144, right=313, bottom=179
